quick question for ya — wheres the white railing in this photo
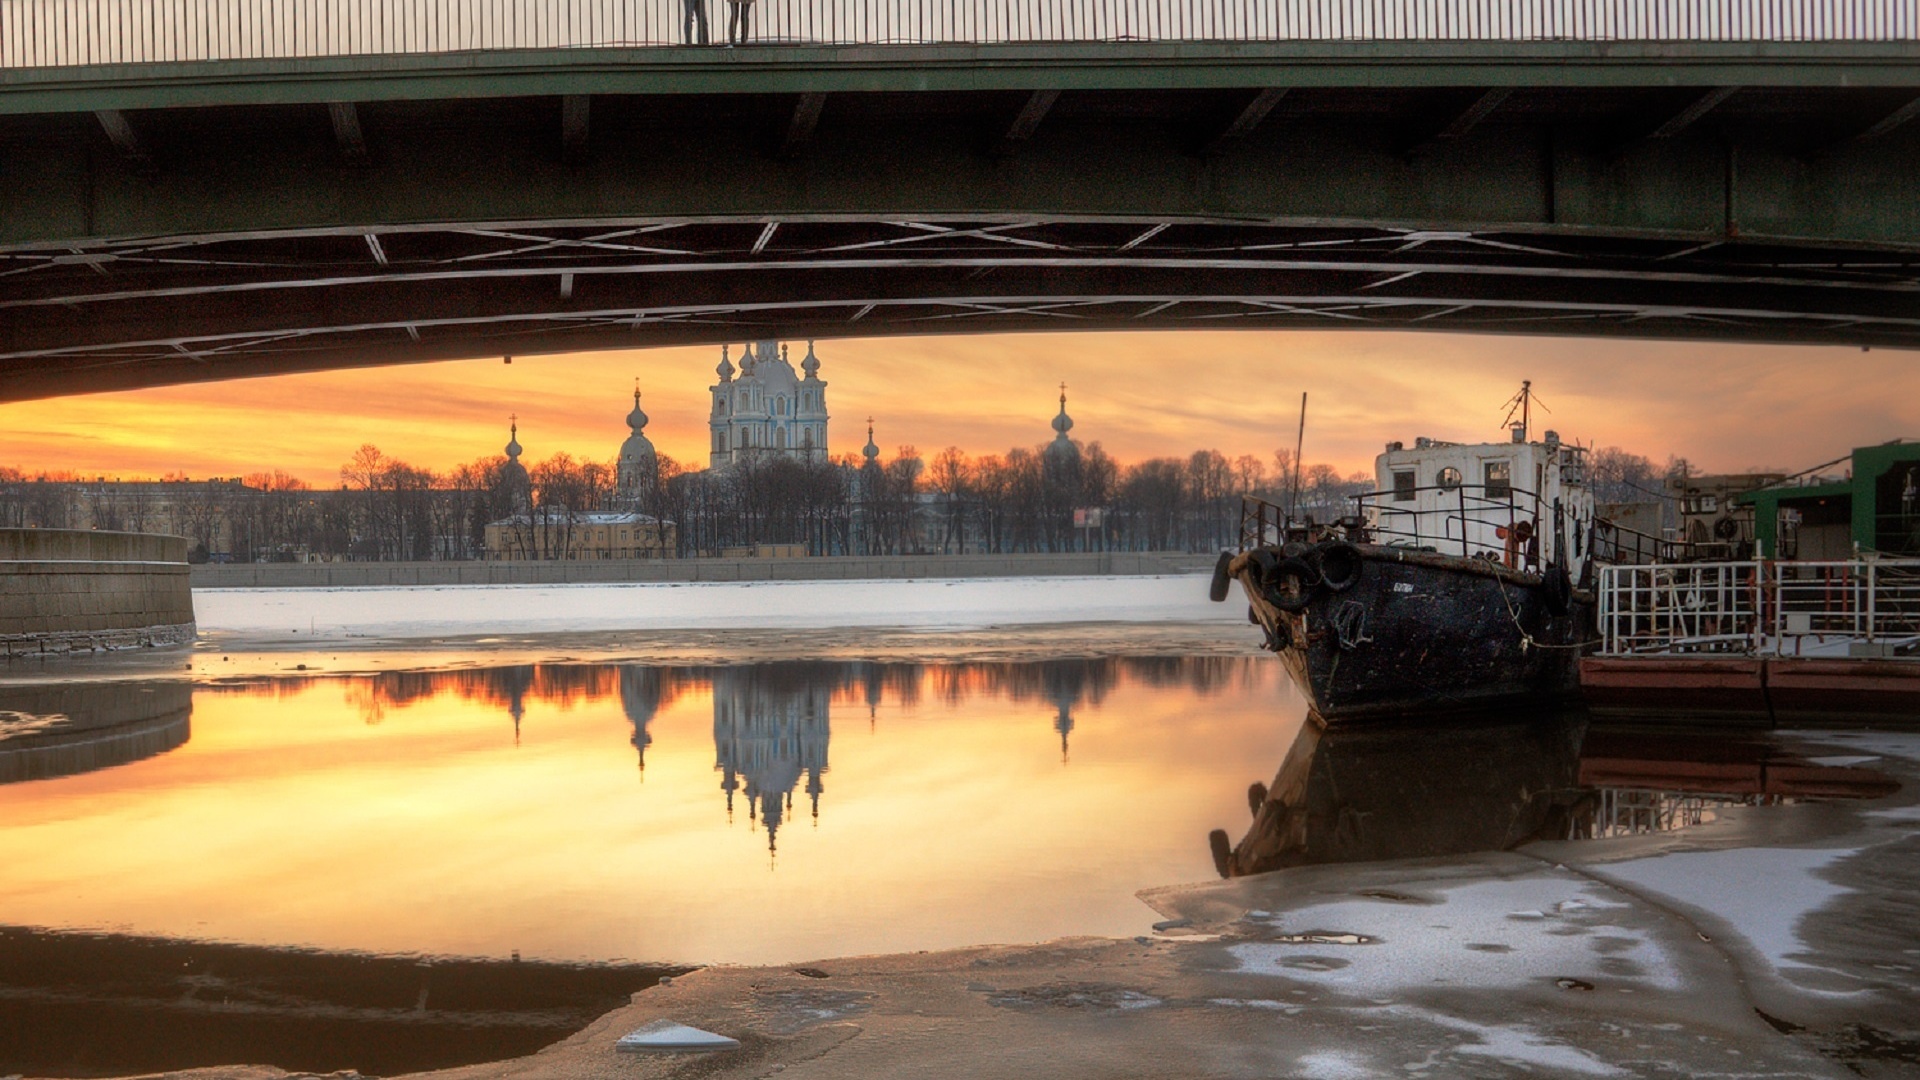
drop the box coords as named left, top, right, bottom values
left=1597, top=560, right=1764, bottom=655
left=1773, top=559, right=1920, bottom=652
left=1, top=0, right=1914, bottom=68
left=1597, top=558, right=1920, bottom=656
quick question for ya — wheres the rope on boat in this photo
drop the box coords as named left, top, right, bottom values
left=1490, top=575, right=1599, bottom=653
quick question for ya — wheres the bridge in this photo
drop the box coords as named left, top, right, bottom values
left=1, top=0, right=1917, bottom=401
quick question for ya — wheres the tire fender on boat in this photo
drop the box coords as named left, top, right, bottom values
left=1208, top=550, right=1235, bottom=602
left=1313, top=541, right=1363, bottom=593
left=1263, top=556, right=1319, bottom=612
left=1542, top=561, right=1573, bottom=616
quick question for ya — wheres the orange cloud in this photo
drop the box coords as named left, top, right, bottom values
left=3, top=331, right=1912, bottom=486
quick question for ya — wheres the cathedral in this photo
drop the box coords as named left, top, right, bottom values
left=708, top=340, right=830, bottom=469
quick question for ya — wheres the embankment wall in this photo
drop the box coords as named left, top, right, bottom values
left=0, top=529, right=196, bottom=655
left=192, top=551, right=1216, bottom=588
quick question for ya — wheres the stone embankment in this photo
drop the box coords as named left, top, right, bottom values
left=0, top=529, right=195, bottom=656
left=191, top=551, right=1215, bottom=589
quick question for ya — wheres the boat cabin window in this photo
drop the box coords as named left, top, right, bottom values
left=1436, top=466, right=1462, bottom=491
left=1483, top=460, right=1512, bottom=499
left=1392, top=470, right=1416, bottom=502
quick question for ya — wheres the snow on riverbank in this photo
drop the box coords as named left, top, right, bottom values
left=194, top=574, right=1238, bottom=641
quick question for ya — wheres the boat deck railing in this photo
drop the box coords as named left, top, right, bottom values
left=1239, top=483, right=1636, bottom=573
left=1596, top=558, right=1920, bottom=657
left=1588, top=519, right=1694, bottom=566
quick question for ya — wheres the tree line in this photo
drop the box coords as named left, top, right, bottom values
left=0, top=441, right=1682, bottom=562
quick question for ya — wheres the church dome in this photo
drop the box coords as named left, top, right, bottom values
left=862, top=418, right=880, bottom=463
left=1047, top=386, right=1080, bottom=464
left=801, top=340, right=821, bottom=380
left=716, top=344, right=735, bottom=382
left=750, top=340, right=801, bottom=390
left=617, top=387, right=659, bottom=507
left=501, top=419, right=532, bottom=509
left=620, top=389, right=657, bottom=463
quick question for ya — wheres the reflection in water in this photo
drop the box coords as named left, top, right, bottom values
left=712, top=664, right=831, bottom=852
left=1572, top=728, right=1901, bottom=838
left=212, top=657, right=1248, bottom=854
left=1215, top=715, right=1901, bottom=878
left=1214, top=716, right=1587, bottom=878
left=1, top=655, right=1282, bottom=967
left=0, top=681, right=192, bottom=784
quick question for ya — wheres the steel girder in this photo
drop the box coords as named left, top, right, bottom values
left=2, top=52, right=1918, bottom=399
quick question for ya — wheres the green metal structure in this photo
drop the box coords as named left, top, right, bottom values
left=1745, top=441, right=1920, bottom=559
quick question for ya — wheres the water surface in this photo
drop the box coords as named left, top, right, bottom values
left=0, top=657, right=1300, bottom=966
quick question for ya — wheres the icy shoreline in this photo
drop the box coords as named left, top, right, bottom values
left=193, top=574, right=1235, bottom=642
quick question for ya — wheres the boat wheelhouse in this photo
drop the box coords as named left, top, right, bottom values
left=1367, top=424, right=1594, bottom=582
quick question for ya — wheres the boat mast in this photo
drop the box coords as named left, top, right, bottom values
left=1287, top=392, right=1308, bottom=528
left=1501, top=379, right=1534, bottom=442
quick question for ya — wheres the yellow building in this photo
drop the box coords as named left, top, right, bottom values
left=484, top=510, right=677, bottom=560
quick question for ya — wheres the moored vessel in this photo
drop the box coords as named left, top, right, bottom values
left=1581, top=439, right=1920, bottom=725
left=1212, top=385, right=1601, bottom=721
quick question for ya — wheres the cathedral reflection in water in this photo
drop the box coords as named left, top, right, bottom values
left=711, top=665, right=830, bottom=852
left=615, top=661, right=834, bottom=852
left=177, top=657, right=1250, bottom=854
left=608, top=658, right=1244, bottom=852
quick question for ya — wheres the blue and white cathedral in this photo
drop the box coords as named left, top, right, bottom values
left=709, top=340, right=830, bottom=468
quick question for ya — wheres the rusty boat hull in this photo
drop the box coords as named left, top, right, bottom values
left=1232, top=543, right=1592, bottom=721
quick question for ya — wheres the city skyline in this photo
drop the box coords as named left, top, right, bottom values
left=4, top=330, right=1911, bottom=487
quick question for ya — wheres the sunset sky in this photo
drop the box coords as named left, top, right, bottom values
left=5, top=330, right=1912, bottom=486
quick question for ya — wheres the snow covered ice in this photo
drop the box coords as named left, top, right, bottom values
left=194, top=574, right=1235, bottom=641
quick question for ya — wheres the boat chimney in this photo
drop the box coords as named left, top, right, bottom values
left=1510, top=423, right=1527, bottom=444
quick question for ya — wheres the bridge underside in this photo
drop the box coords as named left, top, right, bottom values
left=2, top=44, right=1918, bottom=400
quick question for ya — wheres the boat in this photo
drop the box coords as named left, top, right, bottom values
left=1209, top=383, right=1601, bottom=721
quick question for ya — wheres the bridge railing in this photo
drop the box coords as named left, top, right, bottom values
left=2, top=0, right=1914, bottom=67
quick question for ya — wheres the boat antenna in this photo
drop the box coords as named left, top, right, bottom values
left=1500, top=380, right=1550, bottom=441
left=1288, top=391, right=1308, bottom=527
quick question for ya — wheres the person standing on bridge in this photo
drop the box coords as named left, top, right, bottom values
left=725, top=0, right=754, bottom=45
left=682, top=0, right=710, bottom=45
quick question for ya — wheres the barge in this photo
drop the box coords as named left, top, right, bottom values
left=1581, top=441, right=1920, bottom=725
